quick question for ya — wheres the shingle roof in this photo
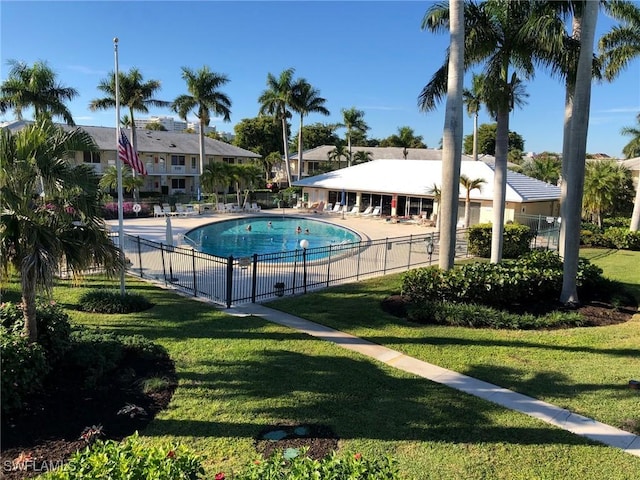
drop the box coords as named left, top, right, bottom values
left=620, top=157, right=640, bottom=171
left=289, top=145, right=495, bottom=163
left=293, top=159, right=561, bottom=203
left=1, top=121, right=260, bottom=158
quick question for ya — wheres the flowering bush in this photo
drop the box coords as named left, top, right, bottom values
left=102, top=201, right=150, bottom=219
left=224, top=449, right=400, bottom=479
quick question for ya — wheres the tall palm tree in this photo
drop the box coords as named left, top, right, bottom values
left=462, top=73, right=485, bottom=161
left=599, top=0, right=640, bottom=82
left=90, top=67, right=170, bottom=165
left=327, top=143, right=349, bottom=169
left=460, top=175, right=486, bottom=228
left=0, top=120, right=121, bottom=342
left=172, top=66, right=232, bottom=198
left=258, top=68, right=300, bottom=186
left=560, top=0, right=599, bottom=305
left=621, top=114, right=640, bottom=231
left=0, top=60, right=78, bottom=125
left=290, top=80, right=329, bottom=181
left=201, top=161, right=232, bottom=206
left=420, top=0, right=542, bottom=265
left=340, top=107, right=369, bottom=167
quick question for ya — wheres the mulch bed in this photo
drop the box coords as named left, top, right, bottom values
left=254, top=423, right=339, bottom=461
left=0, top=352, right=177, bottom=479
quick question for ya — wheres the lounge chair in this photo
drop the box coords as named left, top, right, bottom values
left=363, top=206, right=381, bottom=217
left=250, top=202, right=261, bottom=213
left=324, top=203, right=333, bottom=212
left=175, top=204, right=196, bottom=216
left=307, top=201, right=324, bottom=213
left=359, top=206, right=373, bottom=216
left=346, top=206, right=360, bottom=215
left=162, top=204, right=178, bottom=216
left=153, top=205, right=164, bottom=217
left=328, top=204, right=342, bottom=214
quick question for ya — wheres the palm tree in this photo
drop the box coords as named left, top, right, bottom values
left=290, top=80, right=329, bottom=181
left=522, top=155, right=562, bottom=184
left=327, top=143, right=349, bottom=169
left=379, top=126, right=427, bottom=149
left=0, top=120, right=121, bottom=342
left=460, top=175, right=486, bottom=228
left=560, top=0, right=599, bottom=305
left=0, top=60, right=78, bottom=125
left=427, top=183, right=442, bottom=232
left=621, top=114, right=640, bottom=231
left=420, top=0, right=542, bottom=265
left=235, top=163, right=264, bottom=207
left=352, top=150, right=373, bottom=164
left=599, top=0, right=640, bottom=82
left=172, top=66, right=232, bottom=198
left=99, top=165, right=145, bottom=194
left=462, top=73, right=485, bottom=161
left=583, top=160, right=632, bottom=228
left=258, top=68, right=300, bottom=186
left=90, top=67, right=170, bottom=164
left=340, top=107, right=369, bottom=167
left=201, top=161, right=232, bottom=206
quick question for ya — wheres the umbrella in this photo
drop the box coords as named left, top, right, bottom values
left=340, top=190, right=346, bottom=206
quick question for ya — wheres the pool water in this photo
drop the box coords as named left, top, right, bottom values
left=184, top=217, right=361, bottom=258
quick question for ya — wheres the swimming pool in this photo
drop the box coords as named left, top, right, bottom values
left=183, top=217, right=361, bottom=258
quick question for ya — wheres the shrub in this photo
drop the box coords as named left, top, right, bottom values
left=602, top=217, right=631, bottom=228
left=467, top=223, right=534, bottom=258
left=78, top=289, right=153, bottom=314
left=1, top=327, right=49, bottom=415
left=40, top=432, right=205, bottom=479
left=602, top=227, right=640, bottom=251
left=228, top=449, right=400, bottom=480
left=63, top=329, right=125, bottom=388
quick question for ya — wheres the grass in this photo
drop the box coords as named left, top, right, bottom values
left=4, top=249, right=640, bottom=479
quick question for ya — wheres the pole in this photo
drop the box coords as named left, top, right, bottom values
left=114, top=37, right=126, bottom=296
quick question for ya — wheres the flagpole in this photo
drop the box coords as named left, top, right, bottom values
left=114, top=37, right=126, bottom=296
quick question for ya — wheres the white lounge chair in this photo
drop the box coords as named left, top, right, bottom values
left=328, top=203, right=342, bottom=214
left=324, top=203, right=333, bottom=212
left=359, top=206, right=373, bottom=216
left=162, top=204, right=178, bottom=216
left=175, top=204, right=196, bottom=216
left=347, top=206, right=360, bottom=215
left=363, top=206, right=381, bottom=217
left=153, top=205, right=164, bottom=217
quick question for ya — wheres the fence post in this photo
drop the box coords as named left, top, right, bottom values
left=407, top=234, right=412, bottom=269
left=383, top=238, right=389, bottom=274
left=226, top=256, right=234, bottom=308
left=160, top=244, right=168, bottom=285
left=302, top=248, right=307, bottom=294
left=137, top=236, right=143, bottom=278
left=251, top=253, right=258, bottom=303
left=326, top=244, right=332, bottom=287
left=356, top=241, right=361, bottom=281
left=192, top=249, right=197, bottom=297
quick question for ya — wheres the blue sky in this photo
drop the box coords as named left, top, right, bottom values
left=1, top=1, right=639, bottom=157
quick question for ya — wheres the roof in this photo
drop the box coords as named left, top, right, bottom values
left=293, top=159, right=561, bottom=203
left=289, top=145, right=495, bottom=163
left=1, top=121, right=260, bottom=158
left=620, top=157, right=640, bottom=171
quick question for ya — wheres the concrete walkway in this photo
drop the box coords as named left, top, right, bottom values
left=232, top=303, right=640, bottom=458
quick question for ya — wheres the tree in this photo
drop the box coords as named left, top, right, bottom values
left=427, top=183, right=442, bottom=231
left=0, top=120, right=121, bottom=342
left=290, top=80, right=329, bottom=181
left=201, top=161, right=232, bottom=206
left=291, top=123, right=340, bottom=151
left=462, top=123, right=525, bottom=156
left=352, top=150, right=373, bottom=164
left=233, top=163, right=264, bottom=207
left=90, top=67, right=170, bottom=171
left=462, top=73, right=485, bottom=161
left=258, top=68, right=300, bottom=186
left=99, top=165, right=145, bottom=194
left=521, top=155, right=562, bottom=184
left=599, top=0, right=640, bottom=82
left=583, top=160, right=633, bottom=227
left=421, top=1, right=544, bottom=264
left=145, top=121, right=166, bottom=131
left=233, top=115, right=284, bottom=158
left=460, top=174, right=486, bottom=228
left=340, top=107, right=369, bottom=167
left=0, top=60, right=78, bottom=125
left=328, top=142, right=349, bottom=169
left=621, top=114, right=640, bottom=231
left=560, top=0, right=599, bottom=305
left=172, top=66, right=232, bottom=198
left=379, top=126, right=427, bottom=148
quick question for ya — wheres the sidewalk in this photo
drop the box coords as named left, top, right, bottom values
left=232, top=303, right=640, bottom=458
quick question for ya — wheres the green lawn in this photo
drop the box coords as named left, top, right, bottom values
left=39, top=253, right=640, bottom=479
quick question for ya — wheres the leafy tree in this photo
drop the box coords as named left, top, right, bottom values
left=463, top=73, right=485, bottom=161
left=352, top=150, right=373, bottom=164
left=521, top=155, right=562, bottom=184
left=583, top=160, right=633, bottom=227
left=145, top=121, right=166, bottom=131
left=379, top=126, right=427, bottom=148
left=599, top=0, right=640, bottom=82
left=291, top=123, right=340, bottom=151
left=0, top=120, right=121, bottom=342
left=290, top=80, right=329, bottom=180
left=463, top=123, right=525, bottom=156
left=233, top=115, right=284, bottom=158
left=460, top=175, right=486, bottom=228
left=0, top=60, right=78, bottom=125
left=172, top=66, right=232, bottom=197
left=258, top=68, right=301, bottom=185
left=99, top=165, right=145, bottom=194
left=340, top=107, right=369, bottom=167
left=328, top=142, right=349, bottom=169
left=201, top=161, right=232, bottom=206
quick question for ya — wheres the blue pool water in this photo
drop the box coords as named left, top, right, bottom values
left=184, top=217, right=361, bottom=258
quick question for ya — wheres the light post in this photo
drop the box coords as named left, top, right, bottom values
left=300, top=239, right=309, bottom=293
left=426, top=234, right=434, bottom=265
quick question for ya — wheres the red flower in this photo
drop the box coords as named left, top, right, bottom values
left=166, top=450, right=176, bottom=459
left=254, top=460, right=261, bottom=465
left=354, top=453, right=362, bottom=460
left=215, top=473, right=226, bottom=480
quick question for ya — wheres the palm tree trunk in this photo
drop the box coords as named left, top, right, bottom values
left=298, top=114, right=304, bottom=181
left=347, top=133, right=352, bottom=168
left=560, top=1, right=598, bottom=305
left=464, top=191, right=471, bottom=228
left=21, top=271, right=38, bottom=343
left=281, top=118, right=292, bottom=185
left=472, top=112, right=479, bottom=161
left=630, top=180, right=640, bottom=231
left=198, top=122, right=206, bottom=200
left=439, top=0, right=464, bottom=270
left=490, top=109, right=510, bottom=264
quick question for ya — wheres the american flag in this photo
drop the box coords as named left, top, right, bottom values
left=118, top=130, right=147, bottom=175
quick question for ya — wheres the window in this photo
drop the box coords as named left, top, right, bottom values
left=307, top=161, right=321, bottom=174
left=191, top=156, right=197, bottom=169
left=171, top=178, right=186, bottom=189
left=171, top=155, right=185, bottom=166
left=223, top=157, right=235, bottom=164
left=83, top=151, right=101, bottom=164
